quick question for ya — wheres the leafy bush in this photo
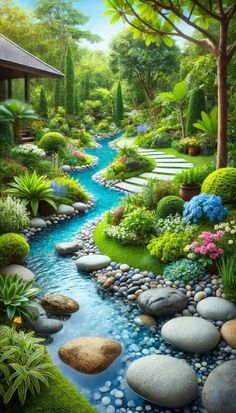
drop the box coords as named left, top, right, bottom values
left=174, top=168, right=203, bottom=186
left=52, top=176, right=89, bottom=202
left=201, top=167, right=236, bottom=205
left=155, top=214, right=194, bottom=236
left=39, top=132, right=66, bottom=154
left=0, top=233, right=29, bottom=268
left=142, top=179, right=177, bottom=210
left=164, top=258, right=206, bottom=283
left=0, top=326, right=53, bottom=405
left=218, top=256, right=236, bottom=304
left=0, top=196, right=30, bottom=234
left=11, top=144, right=45, bottom=160
left=193, top=106, right=217, bottom=152
left=151, top=134, right=171, bottom=148
left=0, top=274, right=40, bottom=321
left=156, top=195, right=184, bottom=219
left=134, top=131, right=155, bottom=148
left=6, top=171, right=57, bottom=216
left=147, top=230, right=195, bottom=263
left=183, top=193, right=228, bottom=223
left=0, top=158, right=27, bottom=184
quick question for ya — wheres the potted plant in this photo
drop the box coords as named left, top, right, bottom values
left=174, top=168, right=202, bottom=201
left=188, top=137, right=201, bottom=156
left=179, top=137, right=190, bottom=154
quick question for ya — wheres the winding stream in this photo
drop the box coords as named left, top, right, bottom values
left=26, top=133, right=204, bottom=413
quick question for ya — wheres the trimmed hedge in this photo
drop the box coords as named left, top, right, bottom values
left=202, top=168, right=236, bottom=205
left=156, top=195, right=184, bottom=219
left=0, top=233, right=29, bottom=268
left=39, top=132, right=66, bottom=154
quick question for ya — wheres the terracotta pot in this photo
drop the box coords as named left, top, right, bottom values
left=206, top=263, right=219, bottom=275
left=183, top=147, right=189, bottom=154
left=188, top=146, right=201, bottom=156
left=179, top=184, right=201, bottom=201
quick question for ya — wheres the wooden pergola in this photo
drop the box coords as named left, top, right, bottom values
left=0, top=34, right=64, bottom=101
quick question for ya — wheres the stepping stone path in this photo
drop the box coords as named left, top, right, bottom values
left=76, top=254, right=111, bottom=271
left=113, top=143, right=193, bottom=193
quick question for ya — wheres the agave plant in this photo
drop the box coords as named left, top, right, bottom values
left=0, top=326, right=53, bottom=405
left=0, top=274, right=40, bottom=321
left=0, top=99, right=38, bottom=144
left=6, top=170, right=57, bottom=216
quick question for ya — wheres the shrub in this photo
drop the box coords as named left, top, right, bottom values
left=156, top=196, right=184, bottom=219
left=183, top=193, right=228, bottom=223
left=0, top=274, right=40, bottom=321
left=6, top=171, right=57, bottom=216
left=147, top=230, right=195, bottom=263
left=0, top=233, right=29, bottom=268
left=134, top=131, right=154, bottom=148
left=164, top=258, right=206, bottom=284
left=155, top=214, right=194, bottom=236
left=0, top=158, right=26, bottom=184
left=142, top=179, right=177, bottom=210
left=52, top=176, right=89, bottom=202
left=201, top=167, right=236, bottom=205
left=0, top=326, right=53, bottom=405
left=39, top=132, right=66, bottom=154
left=218, top=256, right=236, bottom=304
left=186, top=88, right=205, bottom=136
left=0, top=121, right=13, bottom=156
left=0, top=196, right=30, bottom=234
left=174, top=167, right=203, bottom=186
left=151, top=134, right=171, bottom=148
left=10, top=144, right=46, bottom=167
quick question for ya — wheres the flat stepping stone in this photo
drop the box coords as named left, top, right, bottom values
left=1, top=264, right=35, bottom=282
left=155, top=161, right=193, bottom=167
left=76, top=255, right=111, bottom=271
left=197, top=297, right=236, bottom=321
left=125, top=177, right=148, bottom=186
left=126, top=355, right=198, bottom=408
left=153, top=167, right=184, bottom=174
left=56, top=241, right=82, bottom=255
left=140, top=172, right=174, bottom=181
left=161, top=317, right=220, bottom=353
left=145, top=154, right=176, bottom=159
left=138, top=150, right=163, bottom=155
left=137, top=287, right=188, bottom=317
left=114, top=182, right=144, bottom=193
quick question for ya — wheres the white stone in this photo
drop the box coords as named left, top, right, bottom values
left=76, top=255, right=111, bottom=271
left=31, top=217, right=47, bottom=228
left=62, top=165, right=71, bottom=172
left=57, top=204, right=75, bottom=215
left=56, top=241, right=81, bottom=255
left=197, top=297, right=236, bottom=321
left=72, top=202, right=88, bottom=212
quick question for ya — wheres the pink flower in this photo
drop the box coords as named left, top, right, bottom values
left=191, top=241, right=199, bottom=248
left=199, top=246, right=208, bottom=255
left=207, top=243, right=217, bottom=252
left=210, top=253, right=219, bottom=260
left=216, top=230, right=225, bottom=237
left=218, top=248, right=224, bottom=255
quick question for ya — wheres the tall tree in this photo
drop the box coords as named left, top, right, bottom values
left=38, top=86, right=48, bottom=118
left=65, top=46, right=75, bottom=115
left=54, top=80, right=61, bottom=111
left=74, top=87, right=79, bottom=115
left=187, top=88, right=206, bottom=135
left=115, top=81, right=124, bottom=125
left=105, top=1, right=236, bottom=167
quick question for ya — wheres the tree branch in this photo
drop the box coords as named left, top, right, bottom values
left=226, top=3, right=236, bottom=20
left=192, top=0, right=221, bottom=20
left=227, top=40, right=236, bottom=62
left=217, top=0, right=225, bottom=17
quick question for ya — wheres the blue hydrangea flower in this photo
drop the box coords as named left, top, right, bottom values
left=50, top=183, right=67, bottom=197
left=183, top=193, right=228, bottom=223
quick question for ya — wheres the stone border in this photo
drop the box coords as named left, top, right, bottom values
left=62, top=155, right=99, bottom=173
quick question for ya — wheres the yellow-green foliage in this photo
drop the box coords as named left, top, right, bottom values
left=39, top=132, right=66, bottom=154
left=53, top=176, right=89, bottom=201
left=0, top=233, right=29, bottom=268
left=202, top=168, right=236, bottom=204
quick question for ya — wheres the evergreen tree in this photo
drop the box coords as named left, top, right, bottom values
left=186, top=88, right=206, bottom=136
left=115, top=81, right=123, bottom=125
left=0, top=122, right=13, bottom=156
left=38, top=86, right=48, bottom=118
left=74, top=87, right=79, bottom=115
left=65, top=46, right=75, bottom=115
left=54, top=80, right=61, bottom=110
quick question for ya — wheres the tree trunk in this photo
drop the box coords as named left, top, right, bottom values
left=13, top=120, right=21, bottom=144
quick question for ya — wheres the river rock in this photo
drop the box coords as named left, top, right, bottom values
left=202, top=360, right=236, bottom=413
left=161, top=317, right=220, bottom=353
left=62, top=165, right=71, bottom=172
left=221, top=320, right=236, bottom=348
left=57, top=204, right=75, bottom=215
left=76, top=255, right=111, bottom=271
left=137, top=287, right=188, bottom=317
left=31, top=217, right=47, bottom=228
left=134, top=315, right=156, bottom=327
left=41, top=294, right=80, bottom=315
left=31, top=317, right=63, bottom=335
left=56, top=241, right=81, bottom=255
left=1, top=264, right=35, bottom=282
left=197, top=297, right=236, bottom=321
left=72, top=202, right=88, bottom=212
left=27, top=302, right=46, bottom=319
left=126, top=355, right=198, bottom=408
left=58, top=337, right=122, bottom=374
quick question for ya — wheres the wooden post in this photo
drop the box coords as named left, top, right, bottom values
left=7, top=79, right=12, bottom=99
left=0, top=81, right=6, bottom=101
left=24, top=75, right=30, bottom=101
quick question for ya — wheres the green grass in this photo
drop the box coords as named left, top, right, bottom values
left=2, top=357, right=98, bottom=413
left=94, top=220, right=164, bottom=274
left=157, top=147, right=215, bottom=167
left=103, top=157, right=156, bottom=181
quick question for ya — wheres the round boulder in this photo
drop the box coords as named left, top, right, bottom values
left=57, top=204, right=75, bottom=215
left=41, top=294, right=80, bottom=315
left=137, top=287, right=188, bottom=317
left=76, top=255, right=111, bottom=271
left=29, top=317, right=63, bottom=335
left=1, top=264, right=35, bottom=282
left=31, top=217, right=47, bottom=229
left=197, top=297, right=236, bottom=321
left=55, top=241, right=81, bottom=255
left=161, top=316, right=220, bottom=353
left=126, top=355, right=198, bottom=408
left=72, top=202, right=88, bottom=212
left=202, top=360, right=236, bottom=413
left=221, top=320, right=236, bottom=348
left=58, top=337, right=122, bottom=374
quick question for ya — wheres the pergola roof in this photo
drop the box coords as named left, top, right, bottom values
left=0, top=34, right=64, bottom=80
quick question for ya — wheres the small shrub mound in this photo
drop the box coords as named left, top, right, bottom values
left=142, top=179, right=177, bottom=210
left=164, top=258, right=206, bottom=284
left=39, top=132, right=67, bottom=154
left=0, top=233, right=29, bottom=268
left=201, top=167, right=236, bottom=205
left=0, top=197, right=30, bottom=235
left=156, top=195, right=184, bottom=219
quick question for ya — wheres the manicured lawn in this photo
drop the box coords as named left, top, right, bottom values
left=2, top=357, right=98, bottom=413
left=94, top=220, right=164, bottom=274
left=157, top=148, right=215, bottom=167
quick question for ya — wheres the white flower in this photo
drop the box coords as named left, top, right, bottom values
left=228, top=240, right=234, bottom=245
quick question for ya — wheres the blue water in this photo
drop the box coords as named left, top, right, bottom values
left=26, top=133, right=206, bottom=413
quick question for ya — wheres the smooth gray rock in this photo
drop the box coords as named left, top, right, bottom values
left=72, top=202, right=88, bottom=212
left=27, top=302, right=46, bottom=319
left=202, top=360, right=236, bottom=413
left=62, top=165, right=71, bottom=172
left=56, top=241, right=81, bottom=255
left=1, top=264, right=35, bottom=282
left=126, top=355, right=198, bottom=408
left=57, top=204, right=75, bottom=215
left=76, top=255, right=111, bottom=271
left=137, top=287, right=188, bottom=317
left=197, top=297, right=236, bottom=321
left=30, top=316, right=63, bottom=335
left=161, top=316, right=220, bottom=353
left=31, top=217, right=47, bottom=229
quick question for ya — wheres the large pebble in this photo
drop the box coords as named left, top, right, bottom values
left=29, top=317, right=63, bottom=335
left=221, top=320, right=236, bottom=348
left=31, top=217, right=47, bottom=228
left=137, top=287, right=188, bottom=317
left=56, top=241, right=81, bottom=255
left=72, top=202, right=88, bottom=212
left=57, top=204, right=75, bottom=215
left=126, top=355, right=198, bottom=408
left=41, top=294, right=79, bottom=315
left=76, top=255, right=111, bottom=271
left=197, top=297, right=236, bottom=320
left=1, top=264, right=35, bottom=282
